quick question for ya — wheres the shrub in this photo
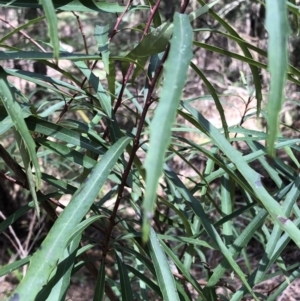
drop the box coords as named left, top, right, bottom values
left=0, top=1, right=300, bottom=300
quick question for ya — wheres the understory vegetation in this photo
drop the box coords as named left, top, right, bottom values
left=1, top=0, right=300, bottom=300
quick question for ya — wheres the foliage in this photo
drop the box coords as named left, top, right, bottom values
left=0, top=0, right=300, bottom=300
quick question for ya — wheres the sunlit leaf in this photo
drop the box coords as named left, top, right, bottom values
left=11, top=137, right=131, bottom=301
left=39, top=0, right=59, bottom=61
left=265, top=0, right=290, bottom=155
left=143, top=12, right=193, bottom=241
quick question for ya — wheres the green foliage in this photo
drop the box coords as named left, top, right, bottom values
left=0, top=1, right=300, bottom=301
left=265, top=0, right=290, bottom=156
left=143, top=13, right=193, bottom=240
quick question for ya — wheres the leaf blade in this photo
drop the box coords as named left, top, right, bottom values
left=148, top=228, right=180, bottom=301
left=143, top=12, right=193, bottom=241
left=11, top=136, right=131, bottom=301
left=39, top=0, right=59, bottom=61
left=265, top=0, right=290, bottom=155
left=0, top=68, right=42, bottom=191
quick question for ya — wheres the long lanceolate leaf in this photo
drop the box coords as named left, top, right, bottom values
left=143, top=13, right=193, bottom=241
left=94, top=24, right=110, bottom=74
left=36, top=235, right=82, bottom=301
left=149, top=228, right=180, bottom=301
left=39, top=0, right=59, bottom=61
left=190, top=62, right=229, bottom=138
left=265, top=1, right=290, bottom=155
left=0, top=67, right=41, bottom=212
left=10, top=136, right=131, bottom=301
left=93, top=260, right=106, bottom=301
left=14, top=129, right=40, bottom=218
left=0, top=0, right=128, bottom=13
left=115, top=252, right=134, bottom=301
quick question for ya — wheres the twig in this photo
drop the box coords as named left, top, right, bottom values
left=180, top=0, right=190, bottom=13
left=234, top=96, right=255, bottom=140
left=172, top=271, right=236, bottom=293
left=102, top=45, right=170, bottom=258
left=0, top=16, right=47, bottom=52
left=0, top=211, right=26, bottom=258
left=72, top=12, right=90, bottom=69
left=0, top=143, right=28, bottom=186
left=2, top=232, right=20, bottom=257
left=72, top=11, right=93, bottom=98
left=0, top=142, right=61, bottom=220
left=57, top=1, right=133, bottom=123
left=23, top=211, right=37, bottom=253
left=109, top=0, right=134, bottom=42
left=27, top=216, right=47, bottom=254
left=102, top=0, right=164, bottom=140
left=0, top=172, right=26, bottom=187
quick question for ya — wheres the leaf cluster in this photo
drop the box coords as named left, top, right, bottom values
left=0, top=1, right=300, bottom=301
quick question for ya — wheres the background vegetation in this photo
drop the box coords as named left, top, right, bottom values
left=1, top=0, right=300, bottom=300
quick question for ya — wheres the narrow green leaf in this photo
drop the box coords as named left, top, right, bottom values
left=143, top=13, right=193, bottom=241
left=282, top=142, right=300, bottom=168
left=117, top=246, right=156, bottom=276
left=25, top=116, right=106, bottom=155
left=95, top=24, right=110, bottom=74
left=190, top=61, right=229, bottom=138
left=204, top=209, right=268, bottom=290
left=0, top=193, right=59, bottom=235
left=127, top=20, right=173, bottom=59
left=39, top=0, right=59, bottom=61
left=159, top=196, right=193, bottom=239
left=125, top=264, right=162, bottom=297
left=159, top=239, right=206, bottom=300
left=0, top=51, right=140, bottom=67
left=247, top=140, right=282, bottom=188
left=36, top=137, right=96, bottom=169
left=5, top=68, right=85, bottom=95
left=267, top=267, right=300, bottom=301
left=221, top=173, right=234, bottom=246
left=0, top=0, right=131, bottom=13
left=265, top=0, right=290, bottom=155
left=14, top=129, right=40, bottom=218
left=0, top=256, right=31, bottom=278
left=127, top=1, right=217, bottom=60
left=73, top=60, right=111, bottom=117
left=115, top=252, right=134, bottom=301
left=93, top=260, right=106, bottom=301
left=11, top=136, right=131, bottom=301
left=148, top=228, right=180, bottom=301
left=73, top=60, right=122, bottom=142
left=193, top=41, right=266, bottom=69
left=0, top=15, right=45, bottom=43
left=37, top=235, right=82, bottom=301
left=41, top=173, right=77, bottom=194
left=58, top=119, right=108, bottom=145
left=0, top=67, right=41, bottom=191
left=67, top=215, right=105, bottom=245
left=158, top=235, right=215, bottom=249
left=107, top=60, right=116, bottom=98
